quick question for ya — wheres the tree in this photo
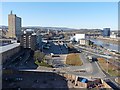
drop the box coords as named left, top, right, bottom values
left=34, top=50, right=45, bottom=62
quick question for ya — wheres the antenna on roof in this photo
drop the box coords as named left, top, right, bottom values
left=10, top=10, right=13, bottom=14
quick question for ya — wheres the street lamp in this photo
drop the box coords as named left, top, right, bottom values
left=106, top=59, right=109, bottom=73
left=41, top=45, right=44, bottom=53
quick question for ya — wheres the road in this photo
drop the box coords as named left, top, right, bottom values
left=3, top=50, right=25, bottom=68
left=20, top=51, right=106, bottom=79
left=74, top=45, right=120, bottom=89
left=80, top=52, right=106, bottom=78
left=42, top=42, right=68, bottom=54
left=51, top=54, right=67, bottom=68
left=3, top=49, right=37, bottom=70
left=30, top=42, right=106, bottom=79
left=4, top=41, right=119, bottom=89
left=57, top=52, right=106, bottom=79
left=75, top=45, right=113, bottom=59
left=75, top=45, right=120, bottom=68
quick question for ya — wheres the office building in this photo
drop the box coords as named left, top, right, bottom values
left=20, top=31, right=37, bottom=51
left=36, top=33, right=42, bottom=47
left=8, top=11, right=22, bottom=39
left=102, top=28, right=110, bottom=37
left=75, top=34, right=86, bottom=42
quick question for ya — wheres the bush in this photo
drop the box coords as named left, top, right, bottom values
left=34, top=50, right=45, bottom=62
left=35, top=60, right=53, bottom=68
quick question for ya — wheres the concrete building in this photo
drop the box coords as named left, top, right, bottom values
left=36, top=34, right=42, bottom=47
left=8, top=11, right=21, bottom=39
left=86, top=40, right=94, bottom=46
left=0, top=29, right=8, bottom=38
left=20, top=31, right=37, bottom=51
left=79, top=39, right=94, bottom=46
left=0, top=39, right=12, bottom=46
left=110, top=34, right=117, bottom=38
left=71, top=34, right=85, bottom=42
left=110, top=32, right=117, bottom=38
left=79, top=39, right=86, bottom=45
left=102, top=28, right=110, bottom=37
left=0, top=43, right=20, bottom=64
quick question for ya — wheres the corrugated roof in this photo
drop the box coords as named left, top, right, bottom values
left=0, top=43, right=20, bottom=54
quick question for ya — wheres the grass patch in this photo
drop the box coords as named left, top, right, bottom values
left=97, top=58, right=120, bottom=77
left=35, top=60, right=53, bottom=68
left=34, top=50, right=45, bottom=61
left=66, top=53, right=83, bottom=66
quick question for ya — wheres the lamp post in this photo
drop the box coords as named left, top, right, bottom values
left=41, top=45, right=44, bottom=53
left=106, top=59, right=109, bottom=73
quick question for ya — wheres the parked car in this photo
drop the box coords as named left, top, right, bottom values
left=52, top=55, right=60, bottom=57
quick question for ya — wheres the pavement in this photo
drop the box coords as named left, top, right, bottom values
left=51, top=54, right=67, bottom=68
left=20, top=51, right=106, bottom=79
left=3, top=42, right=119, bottom=89
left=58, top=52, right=106, bottom=79
left=18, top=42, right=106, bottom=79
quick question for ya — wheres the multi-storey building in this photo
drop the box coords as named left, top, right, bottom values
left=0, top=43, right=21, bottom=64
left=8, top=11, right=21, bottom=39
left=20, top=31, right=37, bottom=51
left=102, top=28, right=110, bottom=37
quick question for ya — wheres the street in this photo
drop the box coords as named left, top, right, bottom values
left=2, top=41, right=120, bottom=89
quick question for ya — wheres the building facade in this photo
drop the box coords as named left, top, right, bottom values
left=0, top=39, right=12, bottom=46
left=20, top=31, right=37, bottom=51
left=79, top=39, right=94, bottom=46
left=0, top=29, right=8, bottom=38
left=79, top=39, right=86, bottom=45
left=74, top=34, right=86, bottom=42
left=102, top=28, right=110, bottom=37
left=0, top=43, right=20, bottom=64
left=8, top=11, right=22, bottom=39
left=110, top=32, right=117, bottom=38
left=36, top=34, right=42, bottom=47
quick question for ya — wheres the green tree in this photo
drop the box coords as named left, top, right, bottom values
left=34, top=50, right=45, bottom=62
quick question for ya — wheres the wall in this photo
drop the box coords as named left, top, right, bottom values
left=101, top=79, right=111, bottom=88
left=2, top=46, right=21, bottom=64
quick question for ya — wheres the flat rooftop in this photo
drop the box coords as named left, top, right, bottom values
left=0, top=43, right=20, bottom=54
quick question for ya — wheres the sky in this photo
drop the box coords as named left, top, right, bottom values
left=1, top=2, right=118, bottom=30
